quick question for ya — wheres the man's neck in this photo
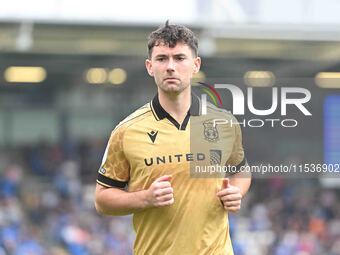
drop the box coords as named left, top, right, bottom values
left=158, top=88, right=191, bottom=125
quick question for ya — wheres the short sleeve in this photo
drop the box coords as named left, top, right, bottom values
left=96, top=127, right=130, bottom=189
left=225, top=118, right=247, bottom=173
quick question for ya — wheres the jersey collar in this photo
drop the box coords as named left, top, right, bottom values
left=150, top=93, right=201, bottom=130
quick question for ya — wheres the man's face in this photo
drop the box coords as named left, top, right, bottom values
left=145, top=42, right=201, bottom=94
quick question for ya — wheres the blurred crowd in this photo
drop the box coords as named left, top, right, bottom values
left=0, top=142, right=339, bottom=255
left=0, top=141, right=134, bottom=255
left=231, top=178, right=340, bottom=255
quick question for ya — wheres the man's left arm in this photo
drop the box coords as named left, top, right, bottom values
left=216, top=116, right=251, bottom=212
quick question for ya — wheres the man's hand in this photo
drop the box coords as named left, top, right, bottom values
left=216, top=178, right=242, bottom=213
left=145, top=175, right=174, bottom=207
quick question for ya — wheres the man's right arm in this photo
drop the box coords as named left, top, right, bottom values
left=95, top=175, right=174, bottom=216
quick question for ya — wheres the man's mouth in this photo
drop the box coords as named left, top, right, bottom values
left=164, top=77, right=179, bottom=81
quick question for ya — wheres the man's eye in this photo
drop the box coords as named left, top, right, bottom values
left=176, top=56, right=185, bottom=61
left=157, top=58, right=165, bottom=61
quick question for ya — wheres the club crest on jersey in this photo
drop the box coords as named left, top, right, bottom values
left=203, top=121, right=219, bottom=142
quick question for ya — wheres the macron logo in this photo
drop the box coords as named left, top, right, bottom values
left=147, top=130, right=158, bottom=143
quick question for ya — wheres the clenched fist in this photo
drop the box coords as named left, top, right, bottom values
left=145, top=175, right=174, bottom=207
left=216, top=178, right=242, bottom=213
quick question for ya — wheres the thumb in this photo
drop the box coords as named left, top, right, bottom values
left=155, top=175, right=172, bottom=182
left=222, top=178, right=229, bottom=189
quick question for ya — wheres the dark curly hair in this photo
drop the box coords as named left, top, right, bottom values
left=147, top=20, right=198, bottom=58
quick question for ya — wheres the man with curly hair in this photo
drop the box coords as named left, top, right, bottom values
left=95, top=21, right=251, bottom=255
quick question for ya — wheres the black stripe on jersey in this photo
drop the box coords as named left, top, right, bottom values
left=167, top=115, right=181, bottom=130
left=234, top=157, right=247, bottom=172
left=150, top=101, right=160, bottom=121
left=225, top=157, right=248, bottom=177
left=97, top=173, right=128, bottom=189
left=180, top=113, right=190, bottom=130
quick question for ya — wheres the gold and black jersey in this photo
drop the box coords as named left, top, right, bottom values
left=97, top=94, right=246, bottom=255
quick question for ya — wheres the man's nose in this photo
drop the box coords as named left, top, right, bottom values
left=166, top=58, right=175, bottom=72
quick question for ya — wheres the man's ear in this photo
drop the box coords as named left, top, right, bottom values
left=145, top=59, right=153, bottom=76
left=193, top=57, right=201, bottom=74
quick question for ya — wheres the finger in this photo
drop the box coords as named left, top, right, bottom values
left=216, top=188, right=233, bottom=197
left=216, top=189, right=227, bottom=197
left=224, top=205, right=241, bottom=212
left=216, top=187, right=240, bottom=197
left=155, top=187, right=173, bottom=197
left=155, top=175, right=172, bottom=182
left=155, top=181, right=172, bottom=189
left=220, top=194, right=242, bottom=202
left=158, top=198, right=174, bottom=206
left=224, top=200, right=241, bottom=207
left=222, top=178, right=229, bottom=189
left=157, top=193, right=174, bottom=202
